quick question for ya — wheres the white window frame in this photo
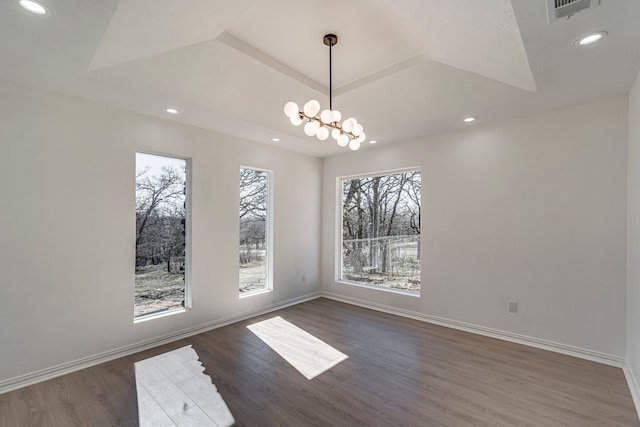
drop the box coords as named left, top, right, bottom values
left=134, top=152, right=192, bottom=322
left=239, top=166, right=274, bottom=298
left=336, top=167, right=421, bottom=297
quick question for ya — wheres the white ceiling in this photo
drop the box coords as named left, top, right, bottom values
left=1, top=0, right=639, bottom=157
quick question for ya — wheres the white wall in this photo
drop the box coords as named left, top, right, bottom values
left=627, top=71, right=640, bottom=402
left=0, top=81, right=321, bottom=384
left=322, top=96, right=628, bottom=357
left=0, top=78, right=631, bottom=389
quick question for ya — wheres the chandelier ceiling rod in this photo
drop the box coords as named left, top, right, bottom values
left=325, top=34, right=336, bottom=111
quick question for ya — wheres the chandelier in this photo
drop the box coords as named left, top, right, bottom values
left=283, top=34, right=366, bottom=151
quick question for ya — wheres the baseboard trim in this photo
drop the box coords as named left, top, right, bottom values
left=321, top=292, right=625, bottom=368
left=624, top=363, right=640, bottom=421
left=0, top=292, right=320, bottom=395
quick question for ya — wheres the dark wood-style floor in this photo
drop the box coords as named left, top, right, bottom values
left=1, top=298, right=638, bottom=426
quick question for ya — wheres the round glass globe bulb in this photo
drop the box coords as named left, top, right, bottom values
left=284, top=101, right=299, bottom=118
left=304, top=121, right=319, bottom=136
left=343, top=118, right=355, bottom=133
left=349, top=140, right=361, bottom=151
left=331, top=129, right=341, bottom=140
left=337, top=134, right=349, bottom=147
left=290, top=115, right=304, bottom=126
left=316, top=127, right=329, bottom=140
left=357, top=132, right=366, bottom=142
left=303, top=100, right=320, bottom=117
left=320, top=109, right=333, bottom=124
left=352, top=123, right=363, bottom=137
left=332, top=110, right=342, bottom=123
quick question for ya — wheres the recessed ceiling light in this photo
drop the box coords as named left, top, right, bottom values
left=165, top=108, right=179, bottom=114
left=576, top=31, right=607, bottom=46
left=271, top=138, right=280, bottom=142
left=369, top=140, right=378, bottom=144
left=464, top=117, right=475, bottom=123
left=19, top=0, right=47, bottom=14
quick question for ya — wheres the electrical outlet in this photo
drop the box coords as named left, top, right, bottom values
left=509, top=301, right=518, bottom=313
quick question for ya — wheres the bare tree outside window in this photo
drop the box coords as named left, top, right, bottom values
left=239, top=168, right=271, bottom=294
left=341, top=170, right=421, bottom=293
left=135, top=153, right=188, bottom=317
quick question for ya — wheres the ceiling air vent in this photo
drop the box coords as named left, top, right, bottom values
left=547, top=0, right=600, bottom=23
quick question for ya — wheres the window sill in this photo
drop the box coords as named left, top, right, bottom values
left=134, top=307, right=186, bottom=323
left=239, top=288, right=272, bottom=299
left=336, top=279, right=420, bottom=297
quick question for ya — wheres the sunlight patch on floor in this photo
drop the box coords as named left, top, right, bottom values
left=134, top=345, right=234, bottom=427
left=247, top=316, right=348, bottom=380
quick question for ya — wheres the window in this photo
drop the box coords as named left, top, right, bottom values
left=135, top=153, right=189, bottom=318
left=239, top=167, right=272, bottom=295
left=339, top=169, right=421, bottom=294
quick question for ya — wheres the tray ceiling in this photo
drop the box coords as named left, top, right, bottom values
left=1, top=0, right=639, bottom=157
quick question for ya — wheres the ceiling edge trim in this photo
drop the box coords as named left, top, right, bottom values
left=217, top=31, right=326, bottom=93
left=333, top=53, right=427, bottom=96
left=217, top=32, right=428, bottom=98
